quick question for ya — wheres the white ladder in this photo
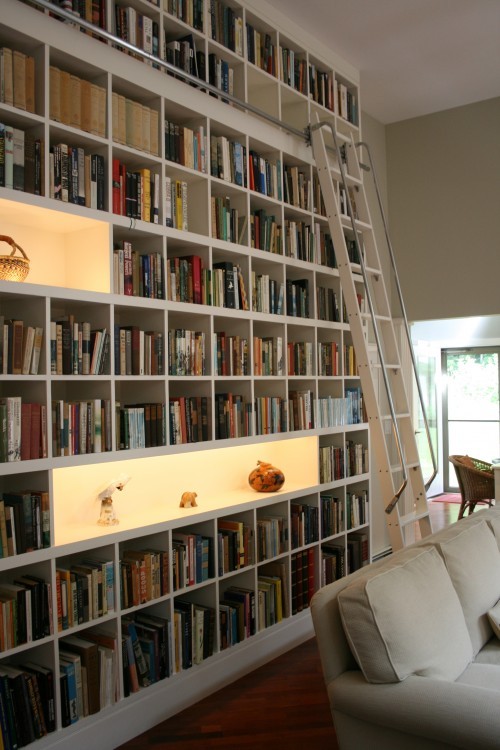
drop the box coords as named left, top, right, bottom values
left=310, top=114, right=436, bottom=551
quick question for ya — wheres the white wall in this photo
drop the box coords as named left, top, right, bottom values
left=386, top=97, right=500, bottom=322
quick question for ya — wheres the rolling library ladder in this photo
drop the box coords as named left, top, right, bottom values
left=310, top=115, right=436, bottom=551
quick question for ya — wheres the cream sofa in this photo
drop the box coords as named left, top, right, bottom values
left=311, top=506, right=500, bottom=749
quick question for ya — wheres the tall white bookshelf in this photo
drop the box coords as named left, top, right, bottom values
left=0, top=1, right=368, bottom=747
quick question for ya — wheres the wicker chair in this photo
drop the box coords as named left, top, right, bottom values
left=448, top=455, right=495, bottom=520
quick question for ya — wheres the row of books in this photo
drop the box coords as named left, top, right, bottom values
left=217, top=519, right=253, bottom=574
left=248, top=150, right=282, bottom=199
left=315, top=395, right=361, bottom=429
left=288, top=389, right=314, bottom=431
left=112, top=160, right=160, bottom=223
left=167, top=328, right=206, bottom=376
left=114, top=326, right=164, bottom=376
left=120, top=548, right=169, bottom=608
left=164, top=119, right=207, bottom=172
left=0, top=124, right=43, bottom=195
left=344, top=344, right=357, bottom=376
left=0, top=572, right=51, bottom=652
left=117, top=402, right=166, bottom=451
left=112, top=92, right=159, bottom=156
left=0, top=47, right=35, bottom=113
left=173, top=599, right=215, bottom=672
left=280, top=48, right=307, bottom=93
left=169, top=395, right=210, bottom=444
left=213, top=332, right=249, bottom=376
left=253, top=335, right=284, bottom=376
left=56, top=557, right=114, bottom=631
left=321, top=493, right=344, bottom=537
left=123, top=612, right=172, bottom=694
left=246, top=25, right=276, bottom=76
left=50, top=319, right=109, bottom=376
left=49, top=145, right=105, bottom=210
left=283, top=164, right=312, bottom=211
left=286, top=278, right=309, bottom=318
left=52, top=398, right=111, bottom=456
left=208, top=52, right=235, bottom=98
left=287, top=340, right=314, bottom=377
left=49, top=66, right=106, bottom=138
left=346, top=490, right=370, bottom=531
left=256, top=515, right=288, bottom=562
left=250, top=209, right=282, bottom=253
left=291, top=502, right=319, bottom=548
left=1, top=397, right=48, bottom=463
left=321, top=541, right=345, bottom=585
left=318, top=341, right=339, bottom=377
left=171, top=533, right=213, bottom=591
left=113, top=242, right=166, bottom=300
left=214, top=393, right=252, bottom=440
left=316, top=286, right=341, bottom=322
left=309, top=65, right=334, bottom=111
left=165, top=0, right=204, bottom=30
left=0, top=661, right=55, bottom=746
left=344, top=386, right=364, bottom=424
left=0, top=318, right=43, bottom=376
left=165, top=175, right=188, bottom=230
left=0, top=490, right=50, bottom=557
left=211, top=195, right=241, bottom=243
left=319, top=444, right=345, bottom=484
left=210, top=135, right=246, bottom=186
left=291, top=548, right=315, bottom=614
left=254, top=395, right=287, bottom=436
left=251, top=273, right=284, bottom=315
left=219, top=586, right=256, bottom=647
left=114, top=5, right=160, bottom=63
left=209, top=0, right=244, bottom=55
left=345, top=440, right=369, bottom=478
left=59, top=630, right=118, bottom=727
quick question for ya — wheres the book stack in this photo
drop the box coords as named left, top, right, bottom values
left=171, top=533, right=213, bottom=590
left=173, top=600, right=215, bottom=672
left=256, top=515, right=288, bottom=561
left=0, top=662, right=55, bottom=745
left=0, top=47, right=35, bottom=113
left=291, top=548, right=315, bottom=614
left=56, top=557, right=114, bottom=631
left=165, top=176, right=188, bottom=230
left=113, top=241, right=165, bottom=299
left=253, top=335, right=284, bottom=376
left=120, top=548, right=169, bottom=607
left=0, top=490, right=50, bottom=556
left=114, top=325, right=164, bottom=376
left=168, top=396, right=209, bottom=444
left=51, top=398, right=112, bottom=456
left=321, top=493, right=344, bottom=537
left=213, top=331, right=249, bottom=376
left=287, top=340, right=313, bottom=376
left=49, top=67, right=106, bottom=137
left=290, top=502, right=319, bottom=548
left=214, top=393, right=252, bottom=439
left=122, top=613, right=172, bottom=693
left=319, top=444, right=345, bottom=483
left=0, top=397, right=48, bottom=463
left=112, top=159, right=159, bottom=223
left=112, top=93, right=159, bottom=155
left=117, top=402, right=166, bottom=450
left=0, top=572, right=51, bottom=649
left=164, top=119, right=207, bottom=172
left=254, top=396, right=287, bottom=436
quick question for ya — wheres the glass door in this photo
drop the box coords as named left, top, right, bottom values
left=442, top=347, right=500, bottom=490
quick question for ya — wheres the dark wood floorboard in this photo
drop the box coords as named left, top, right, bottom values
left=117, top=500, right=457, bottom=749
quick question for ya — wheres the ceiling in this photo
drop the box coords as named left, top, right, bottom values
left=270, top=0, right=500, bottom=124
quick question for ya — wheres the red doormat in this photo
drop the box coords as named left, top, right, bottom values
left=431, top=493, right=491, bottom=505
left=430, top=493, right=462, bottom=503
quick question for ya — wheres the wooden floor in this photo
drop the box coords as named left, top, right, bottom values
left=117, top=500, right=458, bottom=750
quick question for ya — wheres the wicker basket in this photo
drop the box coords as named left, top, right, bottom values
left=0, top=235, right=30, bottom=282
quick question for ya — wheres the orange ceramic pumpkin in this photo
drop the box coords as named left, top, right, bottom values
left=248, top=460, right=285, bottom=492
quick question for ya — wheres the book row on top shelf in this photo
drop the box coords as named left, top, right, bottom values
left=23, top=0, right=359, bottom=129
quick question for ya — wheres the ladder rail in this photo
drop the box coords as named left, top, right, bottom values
left=355, top=141, right=438, bottom=492
left=311, top=118, right=408, bottom=514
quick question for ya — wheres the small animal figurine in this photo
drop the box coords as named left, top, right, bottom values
left=180, top=491, right=198, bottom=508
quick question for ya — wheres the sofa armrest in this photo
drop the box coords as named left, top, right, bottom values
left=329, top=671, right=500, bottom=749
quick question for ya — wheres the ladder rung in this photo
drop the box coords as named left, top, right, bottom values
left=341, top=216, right=372, bottom=231
left=330, top=166, right=362, bottom=187
left=398, top=510, right=431, bottom=528
left=371, top=363, right=402, bottom=371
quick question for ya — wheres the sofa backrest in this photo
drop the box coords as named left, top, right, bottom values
left=311, top=506, right=500, bottom=687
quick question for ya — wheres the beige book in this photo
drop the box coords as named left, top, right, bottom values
left=141, top=105, right=151, bottom=154
left=0, top=48, right=13, bottom=106
left=97, top=85, right=106, bottom=137
left=12, top=49, right=26, bottom=110
left=25, top=54, right=35, bottom=113
left=49, top=65, right=61, bottom=121
left=70, top=74, right=81, bottom=128
left=149, top=108, right=159, bottom=156
left=112, top=91, right=119, bottom=142
left=118, top=94, right=126, bottom=144
left=60, top=69, right=71, bottom=125
left=80, top=78, right=91, bottom=133
left=132, top=99, right=143, bottom=151
left=125, top=97, right=134, bottom=148
left=90, top=83, right=100, bottom=135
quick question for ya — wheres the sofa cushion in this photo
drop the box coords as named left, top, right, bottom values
left=438, top=520, right=500, bottom=655
left=487, top=601, right=500, bottom=639
left=337, top=545, right=473, bottom=684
